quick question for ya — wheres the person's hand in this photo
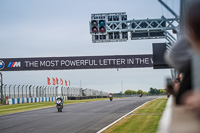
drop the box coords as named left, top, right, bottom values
left=173, top=79, right=180, bottom=95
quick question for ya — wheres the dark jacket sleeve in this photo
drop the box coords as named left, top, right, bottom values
left=175, top=64, right=192, bottom=105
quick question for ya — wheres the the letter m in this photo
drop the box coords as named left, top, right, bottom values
left=13, top=62, right=21, bottom=67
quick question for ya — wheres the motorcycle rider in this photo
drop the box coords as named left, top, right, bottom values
left=56, top=96, right=64, bottom=109
left=109, top=93, right=113, bottom=101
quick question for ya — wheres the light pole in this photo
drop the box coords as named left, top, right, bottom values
left=4, top=84, right=7, bottom=99
left=13, top=85, right=16, bottom=98
left=22, top=85, right=24, bottom=98
left=18, top=85, right=20, bottom=98
left=32, top=85, right=35, bottom=97
left=29, top=85, right=32, bottom=97
left=26, top=85, right=28, bottom=98
left=9, top=84, right=12, bottom=98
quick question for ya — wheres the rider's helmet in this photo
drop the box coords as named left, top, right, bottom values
left=57, top=96, right=63, bottom=102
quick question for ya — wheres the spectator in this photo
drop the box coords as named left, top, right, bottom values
left=181, top=0, right=200, bottom=110
left=165, top=37, right=193, bottom=105
left=165, top=73, right=182, bottom=98
left=173, top=73, right=183, bottom=95
left=186, top=1, right=200, bottom=52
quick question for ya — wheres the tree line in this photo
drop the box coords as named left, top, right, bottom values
left=123, top=87, right=166, bottom=95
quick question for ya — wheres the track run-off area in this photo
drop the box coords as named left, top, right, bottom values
left=0, top=96, right=160, bottom=133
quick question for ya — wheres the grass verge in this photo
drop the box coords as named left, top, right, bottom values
left=0, top=98, right=109, bottom=115
left=103, top=98, right=167, bottom=133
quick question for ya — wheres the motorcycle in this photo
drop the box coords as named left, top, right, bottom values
left=56, top=99, right=63, bottom=112
left=109, top=97, right=113, bottom=101
left=109, top=95, right=113, bottom=101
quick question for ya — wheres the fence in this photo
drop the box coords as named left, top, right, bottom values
left=0, top=84, right=109, bottom=101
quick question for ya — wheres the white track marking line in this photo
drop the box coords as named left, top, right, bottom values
left=96, top=100, right=150, bottom=133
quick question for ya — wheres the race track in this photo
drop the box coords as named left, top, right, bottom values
left=0, top=96, right=159, bottom=133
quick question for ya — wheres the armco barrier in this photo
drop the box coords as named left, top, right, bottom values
left=8, top=96, right=67, bottom=105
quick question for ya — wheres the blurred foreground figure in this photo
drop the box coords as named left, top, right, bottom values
left=182, top=0, right=200, bottom=111
left=186, top=1, right=200, bottom=51
left=165, top=73, right=183, bottom=98
left=165, top=1, right=200, bottom=106
left=165, top=38, right=192, bottom=73
left=165, top=37, right=192, bottom=104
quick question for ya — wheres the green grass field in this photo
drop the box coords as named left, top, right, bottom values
left=103, top=98, right=167, bottom=133
left=0, top=98, right=109, bottom=115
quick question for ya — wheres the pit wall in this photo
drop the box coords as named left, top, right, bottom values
left=7, top=96, right=67, bottom=105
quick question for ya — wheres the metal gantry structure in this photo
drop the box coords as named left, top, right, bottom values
left=89, top=0, right=180, bottom=78
left=90, top=13, right=179, bottom=44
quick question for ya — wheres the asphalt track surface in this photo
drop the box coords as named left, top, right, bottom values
left=0, top=96, right=160, bottom=133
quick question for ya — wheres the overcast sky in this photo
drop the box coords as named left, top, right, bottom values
left=0, top=0, right=180, bottom=93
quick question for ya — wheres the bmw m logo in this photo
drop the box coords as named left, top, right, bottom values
left=8, top=62, right=21, bottom=67
left=0, top=60, right=5, bottom=70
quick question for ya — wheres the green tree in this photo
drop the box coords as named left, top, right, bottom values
left=155, top=89, right=160, bottom=95
left=160, top=89, right=166, bottom=95
left=149, top=88, right=166, bottom=95
left=149, top=87, right=155, bottom=95
left=131, top=90, right=137, bottom=95
left=143, top=91, right=148, bottom=95
left=137, top=89, right=143, bottom=94
left=124, top=90, right=132, bottom=95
